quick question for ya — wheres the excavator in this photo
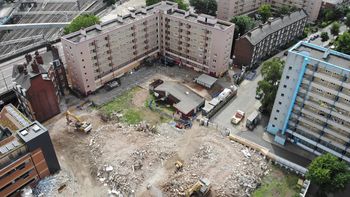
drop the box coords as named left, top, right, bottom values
left=184, top=178, right=211, bottom=197
left=65, top=111, right=92, bottom=133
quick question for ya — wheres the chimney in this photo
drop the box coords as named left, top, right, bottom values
left=51, top=46, right=60, bottom=60
left=247, top=32, right=252, bottom=37
left=35, top=53, right=43, bottom=65
left=17, top=64, right=25, bottom=74
left=259, top=24, right=263, bottom=29
left=31, top=60, right=40, bottom=74
left=25, top=54, right=32, bottom=63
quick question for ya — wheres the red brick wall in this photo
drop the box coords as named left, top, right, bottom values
left=27, top=75, right=60, bottom=122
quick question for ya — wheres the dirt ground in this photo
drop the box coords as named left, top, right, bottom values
left=38, top=105, right=269, bottom=197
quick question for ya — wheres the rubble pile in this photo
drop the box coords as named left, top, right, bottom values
left=162, top=142, right=269, bottom=197
left=88, top=122, right=175, bottom=196
left=33, top=170, right=74, bottom=196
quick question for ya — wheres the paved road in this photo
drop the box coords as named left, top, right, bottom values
left=308, top=22, right=348, bottom=47
left=211, top=54, right=313, bottom=167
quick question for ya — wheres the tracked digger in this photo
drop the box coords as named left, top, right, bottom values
left=65, top=111, right=92, bottom=133
left=183, top=178, right=211, bottom=197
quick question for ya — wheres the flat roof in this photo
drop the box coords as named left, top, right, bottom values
left=154, top=81, right=204, bottom=115
left=196, top=74, right=217, bottom=87
left=62, top=1, right=233, bottom=43
left=17, top=121, right=47, bottom=143
left=291, top=41, right=350, bottom=71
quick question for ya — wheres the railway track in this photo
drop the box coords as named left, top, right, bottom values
left=0, top=0, right=104, bottom=58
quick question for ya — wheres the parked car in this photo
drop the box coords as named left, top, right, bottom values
left=231, top=110, right=245, bottom=125
left=105, top=79, right=120, bottom=91
left=255, top=92, right=263, bottom=100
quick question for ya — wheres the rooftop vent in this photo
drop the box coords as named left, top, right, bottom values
left=20, top=130, right=29, bottom=136
left=323, top=49, right=331, bottom=59
left=32, top=124, right=40, bottom=132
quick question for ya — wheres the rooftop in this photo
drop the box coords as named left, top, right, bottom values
left=12, top=50, right=58, bottom=90
left=243, top=10, right=307, bottom=45
left=196, top=74, right=217, bottom=88
left=63, top=1, right=233, bottom=43
left=154, top=81, right=204, bottom=115
left=290, top=41, right=350, bottom=70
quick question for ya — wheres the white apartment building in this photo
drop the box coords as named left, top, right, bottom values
left=217, top=0, right=322, bottom=21
left=61, top=1, right=234, bottom=95
left=267, top=41, right=350, bottom=162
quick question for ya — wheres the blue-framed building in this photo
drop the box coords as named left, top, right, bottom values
left=267, top=41, right=350, bottom=162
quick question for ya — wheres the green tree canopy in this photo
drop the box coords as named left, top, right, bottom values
left=189, top=0, right=217, bottom=16
left=103, top=0, right=116, bottom=6
left=256, top=58, right=284, bottom=113
left=306, top=153, right=350, bottom=195
left=146, top=0, right=160, bottom=6
left=277, top=5, right=296, bottom=16
left=345, top=12, right=350, bottom=28
left=230, top=16, right=255, bottom=39
left=258, top=4, right=272, bottom=23
left=147, top=0, right=188, bottom=10
left=330, top=22, right=340, bottom=36
left=320, top=32, right=329, bottom=42
left=335, top=31, right=350, bottom=55
left=64, top=14, right=100, bottom=35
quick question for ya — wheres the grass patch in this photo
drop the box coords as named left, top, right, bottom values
left=252, top=165, right=300, bottom=197
left=100, top=87, right=172, bottom=124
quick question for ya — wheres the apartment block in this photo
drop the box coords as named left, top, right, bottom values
left=322, top=0, right=350, bottom=8
left=270, top=0, right=322, bottom=21
left=12, top=48, right=68, bottom=122
left=217, top=0, right=269, bottom=21
left=217, top=0, right=322, bottom=21
left=234, top=10, right=307, bottom=68
left=0, top=104, right=60, bottom=196
left=61, top=1, right=234, bottom=95
left=267, top=41, right=350, bottom=162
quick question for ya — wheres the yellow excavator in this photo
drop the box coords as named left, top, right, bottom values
left=184, top=178, right=211, bottom=197
left=65, top=111, right=92, bottom=133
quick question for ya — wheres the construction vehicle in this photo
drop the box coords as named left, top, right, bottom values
left=175, top=160, right=183, bottom=172
left=184, top=178, right=211, bottom=197
left=65, top=111, right=92, bottom=133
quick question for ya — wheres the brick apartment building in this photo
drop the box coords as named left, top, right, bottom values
left=0, top=104, right=60, bottom=196
left=267, top=41, right=350, bottom=162
left=61, top=1, right=234, bottom=95
left=217, top=0, right=322, bottom=21
left=12, top=47, right=68, bottom=122
left=234, top=10, right=307, bottom=68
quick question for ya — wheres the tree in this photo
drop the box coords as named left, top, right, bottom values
left=345, top=12, right=350, bottom=28
left=63, top=14, right=100, bottom=35
left=146, top=0, right=160, bottom=6
left=277, top=5, right=291, bottom=16
left=330, top=22, right=340, bottom=36
left=335, top=31, right=350, bottom=55
left=189, top=0, right=217, bottom=16
left=173, top=0, right=189, bottom=10
left=103, top=0, right=116, bottom=6
left=256, top=58, right=284, bottom=114
left=258, top=4, right=272, bottom=23
left=230, top=16, right=255, bottom=39
left=320, top=32, right=329, bottom=42
left=306, top=153, right=350, bottom=196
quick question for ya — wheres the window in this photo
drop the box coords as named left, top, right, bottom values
left=85, top=73, right=87, bottom=75
left=279, top=102, right=282, bottom=105
left=276, top=110, right=280, bottom=113
left=86, top=79, right=88, bottom=82
left=288, top=66, right=292, bottom=70
left=272, top=125, right=275, bottom=127
left=81, top=52, right=83, bottom=54
left=281, top=93, right=284, bottom=97
left=286, top=76, right=290, bottom=79
left=274, top=117, right=277, bottom=120
left=87, top=85, right=90, bottom=88
left=283, top=85, right=287, bottom=88
left=82, top=59, right=84, bottom=62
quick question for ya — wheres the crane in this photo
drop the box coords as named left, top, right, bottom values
left=65, top=110, right=92, bottom=133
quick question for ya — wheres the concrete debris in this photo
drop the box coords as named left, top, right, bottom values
left=241, top=148, right=252, bottom=158
left=21, top=186, right=34, bottom=197
left=33, top=170, right=74, bottom=196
